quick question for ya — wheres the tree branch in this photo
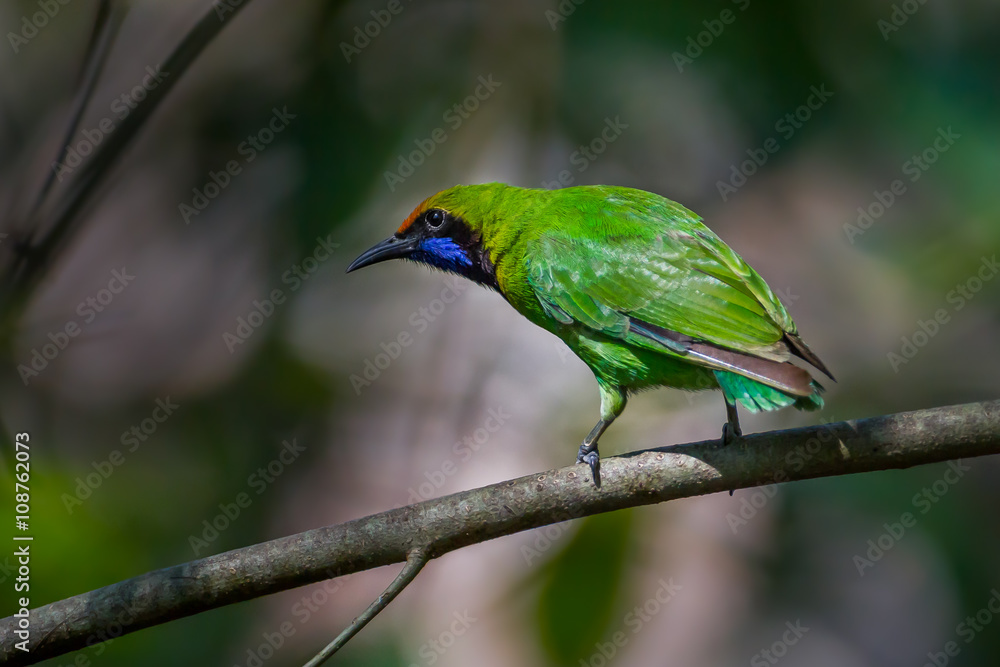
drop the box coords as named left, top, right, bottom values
left=2, top=399, right=998, bottom=665
left=20, top=0, right=125, bottom=232
left=303, top=548, right=428, bottom=667
left=0, top=0, right=253, bottom=321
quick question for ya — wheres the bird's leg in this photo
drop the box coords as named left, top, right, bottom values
left=723, top=399, right=743, bottom=496
left=577, top=384, right=627, bottom=488
left=577, top=419, right=609, bottom=487
left=722, top=398, right=742, bottom=445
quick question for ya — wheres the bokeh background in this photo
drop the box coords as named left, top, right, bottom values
left=2, top=0, right=1000, bottom=665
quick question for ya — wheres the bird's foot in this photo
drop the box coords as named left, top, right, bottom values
left=577, top=443, right=602, bottom=488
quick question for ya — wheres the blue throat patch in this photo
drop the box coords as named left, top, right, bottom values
left=412, top=237, right=473, bottom=274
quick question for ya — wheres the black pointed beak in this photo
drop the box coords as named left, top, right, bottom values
left=346, top=235, right=417, bottom=273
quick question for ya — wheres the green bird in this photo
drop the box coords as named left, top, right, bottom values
left=347, top=184, right=832, bottom=486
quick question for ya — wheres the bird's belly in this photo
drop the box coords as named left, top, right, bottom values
left=566, top=331, right=718, bottom=393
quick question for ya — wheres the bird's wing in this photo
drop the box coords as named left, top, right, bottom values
left=524, top=213, right=824, bottom=395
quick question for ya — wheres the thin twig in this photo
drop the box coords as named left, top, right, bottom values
left=0, top=0, right=253, bottom=321
left=1, top=0, right=125, bottom=309
left=0, top=399, right=997, bottom=665
left=22, top=0, right=126, bottom=231
left=303, top=549, right=428, bottom=667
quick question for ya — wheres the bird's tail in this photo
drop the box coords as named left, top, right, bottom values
left=715, top=370, right=824, bottom=414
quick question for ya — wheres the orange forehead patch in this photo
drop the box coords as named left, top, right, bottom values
left=397, top=196, right=434, bottom=235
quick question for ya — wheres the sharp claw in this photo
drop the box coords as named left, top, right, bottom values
left=580, top=451, right=601, bottom=488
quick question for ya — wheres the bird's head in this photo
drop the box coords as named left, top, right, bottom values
left=346, top=184, right=507, bottom=289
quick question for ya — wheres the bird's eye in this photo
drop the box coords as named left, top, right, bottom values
left=426, top=209, right=446, bottom=229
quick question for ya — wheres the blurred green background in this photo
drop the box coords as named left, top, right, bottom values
left=1, top=0, right=999, bottom=665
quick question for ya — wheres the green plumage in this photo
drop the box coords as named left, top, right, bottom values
left=428, top=183, right=826, bottom=416
left=349, top=182, right=831, bottom=483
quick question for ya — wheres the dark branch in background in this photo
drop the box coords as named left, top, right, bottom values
left=0, top=0, right=122, bottom=346
left=1, top=400, right=997, bottom=666
left=0, top=0, right=253, bottom=322
left=20, top=0, right=124, bottom=233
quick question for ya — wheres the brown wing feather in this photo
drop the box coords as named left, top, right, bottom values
left=629, top=318, right=818, bottom=396
left=687, top=342, right=816, bottom=397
